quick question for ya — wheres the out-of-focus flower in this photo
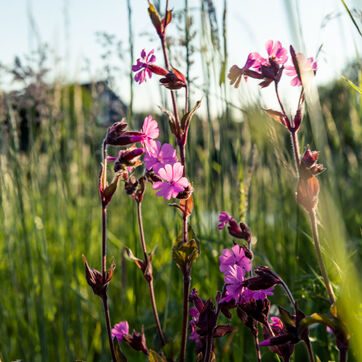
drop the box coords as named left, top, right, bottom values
left=141, top=115, right=159, bottom=153
left=152, top=162, right=189, bottom=200
left=144, top=141, right=178, bottom=172
left=297, top=145, right=325, bottom=211
left=228, top=40, right=288, bottom=88
left=218, top=211, right=234, bottom=230
left=112, top=321, right=129, bottom=343
left=132, top=49, right=167, bottom=84
left=219, top=244, right=251, bottom=275
left=285, top=55, right=317, bottom=86
left=270, top=317, right=284, bottom=334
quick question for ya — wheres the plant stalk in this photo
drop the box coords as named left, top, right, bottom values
left=253, top=333, right=262, bottom=362
left=203, top=333, right=213, bottom=362
left=304, top=337, right=315, bottom=362
left=101, top=203, right=115, bottom=361
left=102, top=295, right=116, bottom=362
left=136, top=201, right=166, bottom=345
left=308, top=209, right=336, bottom=304
left=180, top=273, right=191, bottom=362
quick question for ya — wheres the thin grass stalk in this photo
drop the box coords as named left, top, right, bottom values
left=127, top=0, right=134, bottom=125
left=308, top=209, right=336, bottom=304
left=136, top=201, right=166, bottom=345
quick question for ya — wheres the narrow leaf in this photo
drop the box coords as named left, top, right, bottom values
left=181, top=99, right=202, bottom=132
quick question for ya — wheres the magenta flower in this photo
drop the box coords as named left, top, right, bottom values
left=132, top=49, right=156, bottom=84
left=285, top=55, right=317, bottom=86
left=224, top=265, right=246, bottom=303
left=152, top=162, right=189, bottom=200
left=112, top=321, right=129, bottom=343
left=228, top=40, right=288, bottom=88
left=265, top=40, right=288, bottom=66
left=218, top=211, right=234, bottom=230
left=144, top=141, right=178, bottom=172
left=219, top=244, right=251, bottom=275
left=270, top=317, right=284, bottom=333
left=141, top=115, right=159, bottom=153
left=243, top=287, right=274, bottom=302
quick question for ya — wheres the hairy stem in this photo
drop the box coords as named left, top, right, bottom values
left=180, top=274, right=191, bottom=362
left=253, top=333, right=262, bottom=362
left=309, top=209, right=336, bottom=304
left=136, top=201, right=166, bottom=345
left=101, top=206, right=107, bottom=280
left=102, top=294, right=116, bottom=361
left=290, top=130, right=301, bottom=174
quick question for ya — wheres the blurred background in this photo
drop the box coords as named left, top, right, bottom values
left=0, top=0, right=361, bottom=361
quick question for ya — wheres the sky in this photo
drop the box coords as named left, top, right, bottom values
left=0, top=0, right=360, bottom=113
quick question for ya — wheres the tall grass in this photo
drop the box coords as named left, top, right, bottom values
left=0, top=1, right=361, bottom=361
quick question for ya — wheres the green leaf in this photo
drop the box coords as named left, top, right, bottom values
left=339, top=0, right=362, bottom=36
left=148, top=350, right=167, bottom=362
left=113, top=338, right=128, bottom=362
left=172, top=224, right=200, bottom=272
left=341, top=75, right=362, bottom=94
left=299, top=313, right=338, bottom=332
left=278, top=306, right=296, bottom=327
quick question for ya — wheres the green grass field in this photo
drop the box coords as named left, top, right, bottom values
left=0, top=1, right=361, bottom=361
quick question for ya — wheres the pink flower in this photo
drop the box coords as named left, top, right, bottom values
left=132, top=49, right=156, bottom=84
left=144, top=141, right=178, bottom=172
left=112, top=321, right=129, bottom=343
left=224, top=265, right=246, bottom=303
left=242, top=287, right=274, bottom=302
left=152, top=162, right=189, bottom=200
left=219, top=244, right=251, bottom=275
left=228, top=40, right=287, bottom=88
left=218, top=211, right=234, bottom=230
left=270, top=317, right=284, bottom=333
left=265, top=40, right=288, bottom=66
left=141, top=115, right=159, bottom=153
left=285, top=55, right=317, bottom=86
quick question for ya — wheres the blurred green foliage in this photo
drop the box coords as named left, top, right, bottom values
left=0, top=2, right=361, bottom=361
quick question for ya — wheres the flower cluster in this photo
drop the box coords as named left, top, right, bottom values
left=219, top=244, right=274, bottom=304
left=106, top=114, right=190, bottom=201
left=228, top=40, right=317, bottom=89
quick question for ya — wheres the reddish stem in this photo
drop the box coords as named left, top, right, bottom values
left=102, top=295, right=116, bottom=362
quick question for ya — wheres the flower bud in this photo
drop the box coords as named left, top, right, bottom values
left=82, top=255, right=115, bottom=297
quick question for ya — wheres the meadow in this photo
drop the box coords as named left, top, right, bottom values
left=0, top=1, right=361, bottom=361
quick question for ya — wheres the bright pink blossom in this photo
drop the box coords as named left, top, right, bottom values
left=218, top=211, right=234, bottom=230
left=141, top=115, right=159, bottom=153
left=112, top=321, right=129, bottom=343
left=152, top=162, right=189, bottom=200
left=265, top=40, right=288, bottom=65
left=144, top=141, right=178, bottom=172
left=223, top=265, right=274, bottom=304
left=285, top=55, right=317, bottom=86
left=219, top=244, right=251, bottom=275
left=270, top=317, right=284, bottom=333
left=224, top=265, right=246, bottom=303
left=132, top=49, right=156, bottom=84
